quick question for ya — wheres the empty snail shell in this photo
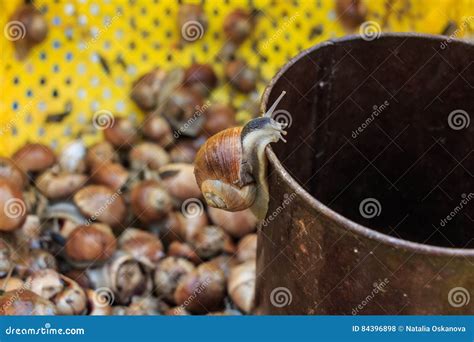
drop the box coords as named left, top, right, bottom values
left=194, top=91, right=287, bottom=219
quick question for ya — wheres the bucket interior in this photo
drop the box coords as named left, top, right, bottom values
left=268, top=35, right=474, bottom=248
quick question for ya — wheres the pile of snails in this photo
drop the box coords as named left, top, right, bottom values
left=1, top=2, right=292, bottom=316
left=0, top=128, right=259, bottom=315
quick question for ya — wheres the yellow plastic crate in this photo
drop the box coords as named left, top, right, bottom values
left=1, top=0, right=473, bottom=156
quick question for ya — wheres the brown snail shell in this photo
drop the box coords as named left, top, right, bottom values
left=142, top=115, right=174, bottom=147
left=12, top=143, right=56, bottom=173
left=223, top=9, right=255, bottom=45
left=225, top=60, right=257, bottom=93
left=336, top=0, right=367, bottom=31
left=36, top=170, right=87, bottom=199
left=183, top=63, right=217, bottom=96
left=227, top=260, right=256, bottom=313
left=87, top=252, right=153, bottom=305
left=86, top=141, right=119, bottom=170
left=208, top=207, right=257, bottom=238
left=91, top=162, right=129, bottom=191
left=130, top=180, right=172, bottom=224
left=9, top=5, right=48, bottom=60
left=154, top=256, right=195, bottom=304
left=73, top=185, right=126, bottom=228
left=194, top=91, right=287, bottom=219
left=189, top=225, right=227, bottom=260
left=0, top=277, right=24, bottom=292
left=174, top=262, right=226, bottom=314
left=118, top=228, right=164, bottom=267
left=236, top=233, right=257, bottom=263
left=0, top=157, right=27, bottom=189
left=167, top=241, right=202, bottom=265
left=194, top=127, right=256, bottom=211
left=53, top=276, right=87, bottom=315
left=129, top=142, right=170, bottom=171
left=169, top=140, right=198, bottom=163
left=130, top=68, right=167, bottom=111
left=202, top=103, right=236, bottom=136
left=161, top=87, right=204, bottom=137
left=103, top=117, right=138, bottom=148
left=0, top=289, right=57, bottom=315
left=65, top=224, right=117, bottom=267
left=159, top=163, right=202, bottom=201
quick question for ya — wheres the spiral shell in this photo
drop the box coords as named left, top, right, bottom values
left=194, top=127, right=257, bottom=211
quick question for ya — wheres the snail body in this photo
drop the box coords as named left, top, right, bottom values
left=194, top=91, right=287, bottom=219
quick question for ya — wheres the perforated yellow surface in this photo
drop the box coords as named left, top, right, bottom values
left=1, top=0, right=472, bottom=156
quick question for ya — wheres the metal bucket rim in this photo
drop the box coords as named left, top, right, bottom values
left=262, top=32, right=474, bottom=257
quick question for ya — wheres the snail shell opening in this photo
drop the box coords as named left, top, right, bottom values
left=201, top=179, right=256, bottom=211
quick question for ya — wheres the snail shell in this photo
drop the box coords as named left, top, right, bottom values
left=195, top=127, right=256, bottom=212
left=194, top=91, right=287, bottom=219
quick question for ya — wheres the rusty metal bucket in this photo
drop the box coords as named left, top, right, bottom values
left=256, top=33, right=474, bottom=315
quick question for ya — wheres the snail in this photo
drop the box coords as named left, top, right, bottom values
left=194, top=91, right=287, bottom=219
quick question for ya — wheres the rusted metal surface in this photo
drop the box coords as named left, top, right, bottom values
left=256, top=33, right=474, bottom=314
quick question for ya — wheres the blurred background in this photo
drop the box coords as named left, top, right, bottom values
left=1, top=0, right=473, bottom=156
